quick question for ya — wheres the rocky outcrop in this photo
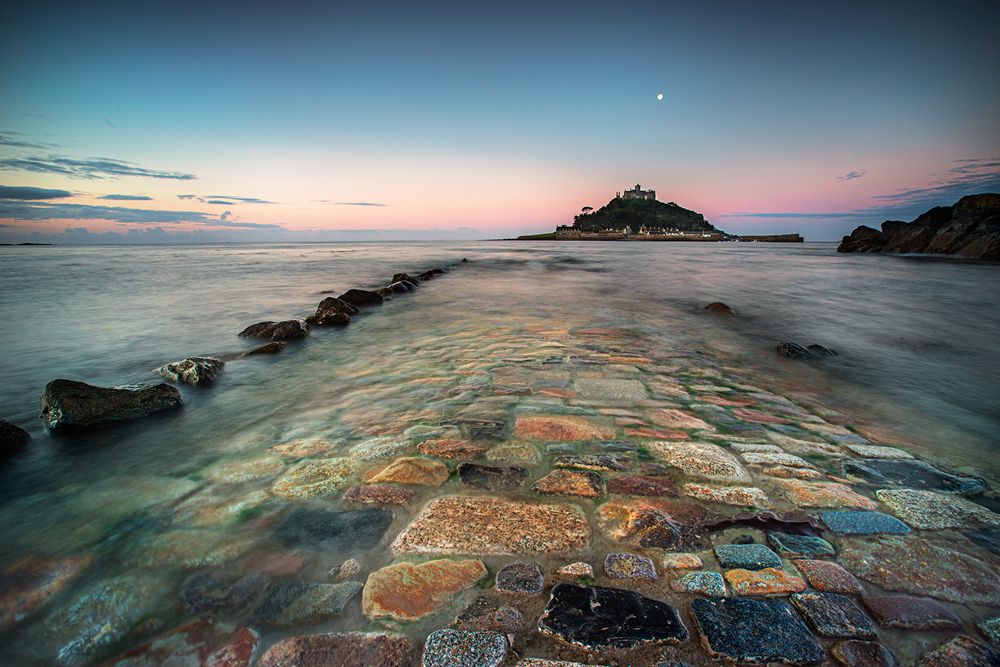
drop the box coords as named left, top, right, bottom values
left=154, top=356, right=224, bottom=386
left=238, top=320, right=308, bottom=341
left=306, top=297, right=358, bottom=327
left=838, top=193, right=1000, bottom=260
left=1, top=419, right=30, bottom=455
left=241, top=341, right=286, bottom=356
left=777, top=343, right=836, bottom=360
left=39, top=379, right=182, bottom=430
left=703, top=302, right=734, bottom=315
left=337, top=289, right=384, bottom=308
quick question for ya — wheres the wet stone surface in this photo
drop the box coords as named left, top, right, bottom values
left=830, top=639, right=901, bottom=667
left=274, top=508, right=393, bottom=550
left=256, top=631, right=413, bottom=667
left=692, top=597, right=824, bottom=664
left=875, top=489, right=1000, bottom=530
left=766, top=531, right=836, bottom=558
left=180, top=570, right=269, bottom=616
left=604, top=552, right=658, bottom=580
left=861, top=594, right=962, bottom=629
left=252, top=580, right=362, bottom=626
left=457, top=462, right=530, bottom=490
left=843, top=458, right=987, bottom=494
left=671, top=571, right=726, bottom=596
left=918, top=635, right=1000, bottom=666
left=422, top=629, right=508, bottom=667
left=104, top=620, right=259, bottom=667
left=713, top=543, right=782, bottom=570
left=790, top=592, right=878, bottom=638
left=496, top=561, right=545, bottom=594
left=725, top=567, right=807, bottom=596
left=794, top=559, right=864, bottom=594
left=820, top=510, right=911, bottom=535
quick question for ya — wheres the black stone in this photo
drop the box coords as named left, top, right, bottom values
left=238, top=319, right=308, bottom=341
left=830, top=640, right=900, bottom=667
left=790, top=593, right=878, bottom=639
left=180, top=570, right=269, bottom=615
left=337, top=289, right=384, bottom=307
left=495, top=562, right=544, bottom=594
left=966, top=530, right=1000, bottom=555
left=457, top=463, right=529, bottom=490
left=274, top=508, right=392, bottom=551
left=692, top=597, right=823, bottom=664
left=39, top=379, right=182, bottom=430
left=842, top=458, right=987, bottom=495
left=861, top=595, right=962, bottom=630
left=0, top=419, right=30, bottom=455
left=538, top=583, right=688, bottom=650
left=777, top=342, right=836, bottom=359
left=766, top=531, right=835, bottom=558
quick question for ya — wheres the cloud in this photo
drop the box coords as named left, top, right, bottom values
left=0, top=155, right=196, bottom=180
left=332, top=202, right=388, bottom=207
left=205, top=199, right=236, bottom=205
left=838, top=169, right=867, bottom=181
left=206, top=195, right=274, bottom=204
left=177, top=193, right=274, bottom=205
left=0, top=200, right=283, bottom=229
left=98, top=194, right=153, bottom=201
left=0, top=131, right=58, bottom=149
left=0, top=185, right=74, bottom=200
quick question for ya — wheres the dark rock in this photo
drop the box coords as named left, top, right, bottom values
left=766, top=531, right=836, bottom=558
left=316, top=296, right=360, bottom=315
left=607, top=475, right=677, bottom=496
left=713, top=543, right=782, bottom=570
left=842, top=458, right=987, bottom=495
left=105, top=620, right=259, bottom=667
left=732, top=534, right=755, bottom=545
left=703, top=510, right=822, bottom=535
left=790, top=592, right=877, bottom=639
left=386, top=280, right=415, bottom=293
left=274, top=508, right=392, bottom=551
left=306, top=310, right=351, bottom=327
left=777, top=342, right=836, bottom=359
left=703, top=302, right=734, bottom=315
left=417, top=268, right=446, bottom=280
left=538, top=583, right=688, bottom=649
left=39, top=379, right=182, bottom=430
left=494, top=606, right=524, bottom=632
left=861, top=595, right=962, bottom=630
left=257, top=632, right=412, bottom=667
left=918, top=635, right=1000, bottom=666
left=692, top=597, right=823, bottom=664
left=155, top=356, right=224, bottom=386
left=238, top=320, right=308, bottom=341
left=457, top=462, right=529, bottom=490
left=0, top=419, right=30, bottom=454
left=496, top=561, right=544, bottom=594
left=337, top=289, right=383, bottom=307
left=391, top=273, right=418, bottom=285
left=966, top=531, right=1000, bottom=555
left=253, top=581, right=362, bottom=626
left=242, top=341, right=286, bottom=356
left=819, top=510, right=911, bottom=534
left=604, top=552, right=658, bottom=580
left=831, top=640, right=901, bottom=667
left=180, top=570, right=269, bottom=616
left=422, top=629, right=506, bottom=667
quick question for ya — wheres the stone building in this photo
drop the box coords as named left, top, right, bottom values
left=616, top=183, right=656, bottom=201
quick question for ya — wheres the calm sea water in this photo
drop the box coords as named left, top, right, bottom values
left=1, top=240, right=998, bottom=664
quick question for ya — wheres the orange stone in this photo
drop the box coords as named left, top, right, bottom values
left=532, top=469, right=603, bottom=498
left=513, top=415, right=614, bottom=441
left=650, top=409, right=712, bottom=430
left=363, top=457, right=449, bottom=487
left=417, top=439, right=486, bottom=460
left=724, top=567, right=807, bottom=596
left=624, top=427, right=689, bottom=440
left=362, top=559, right=487, bottom=621
left=776, top=480, right=877, bottom=510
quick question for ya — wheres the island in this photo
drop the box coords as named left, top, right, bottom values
left=515, top=184, right=803, bottom=243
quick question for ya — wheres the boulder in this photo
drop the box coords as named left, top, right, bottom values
left=154, top=356, right=224, bottom=386
left=39, top=379, right=182, bottom=430
left=417, top=268, right=446, bottom=280
left=703, top=302, right=734, bottom=315
left=776, top=342, right=836, bottom=359
left=238, top=320, right=308, bottom=341
left=391, top=273, right=419, bottom=286
left=241, top=341, right=286, bottom=356
left=337, top=289, right=383, bottom=307
left=0, top=419, right=30, bottom=455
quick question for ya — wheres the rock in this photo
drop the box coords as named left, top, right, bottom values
left=238, top=319, right=308, bottom=341
left=253, top=580, right=362, bottom=625
left=269, top=458, right=357, bottom=497
left=819, top=510, right=911, bottom=534
left=831, top=640, right=901, bottom=667
left=513, top=414, right=614, bottom=441
left=596, top=499, right=684, bottom=548
left=391, top=272, right=419, bottom=285
left=204, top=455, right=283, bottom=483
left=393, top=496, right=590, bottom=555
left=861, top=595, right=962, bottom=630
left=839, top=535, right=1000, bottom=604
left=604, top=552, right=658, bottom=580
left=0, top=555, right=91, bottom=629
left=494, top=606, right=524, bottom=632
left=496, top=561, right=544, bottom=594
left=307, top=296, right=357, bottom=326
left=39, top=379, right=182, bottom=430
left=725, top=567, right=807, bottom=595
left=129, top=529, right=257, bottom=569
left=241, top=341, right=286, bottom=355
left=256, top=632, right=412, bottom=667
left=844, top=444, right=913, bottom=459
left=418, top=438, right=486, bottom=459
left=794, top=559, right=864, bottom=594
left=843, top=459, right=986, bottom=494
left=269, top=438, right=335, bottom=458
left=154, top=356, right=224, bottom=386
left=683, top=483, right=769, bottom=508
left=650, top=408, right=713, bottom=430
left=663, top=553, right=703, bottom=570
left=348, top=437, right=411, bottom=460
left=918, top=635, right=1000, bottom=666
left=671, top=571, right=726, bottom=596
left=790, top=592, right=877, bottom=638
left=485, top=442, right=539, bottom=463
left=646, top=441, right=751, bottom=483
left=691, top=597, right=823, bottom=664
left=761, top=465, right=824, bottom=480
left=274, top=508, right=393, bottom=551
left=776, top=480, right=877, bottom=509
left=362, top=558, right=486, bottom=621
left=239, top=551, right=306, bottom=577
left=0, top=419, right=31, bottom=454
left=876, top=489, right=1000, bottom=529
left=532, top=469, right=603, bottom=498
left=516, top=661, right=608, bottom=667
left=104, top=620, right=259, bottom=667
left=538, top=583, right=688, bottom=649
left=363, top=456, right=449, bottom=486
left=342, top=484, right=414, bottom=505
left=703, top=302, right=734, bottom=315
left=980, top=616, right=1000, bottom=643
left=555, top=562, right=594, bottom=579
left=776, top=342, right=837, bottom=359
left=331, top=558, right=362, bottom=580
left=607, top=475, right=677, bottom=496
left=741, top=451, right=813, bottom=468
left=713, top=543, right=782, bottom=570
left=573, top=378, right=648, bottom=400
left=180, top=570, right=269, bottom=616
left=337, top=289, right=384, bottom=307
left=422, top=630, right=507, bottom=667
left=456, top=462, right=529, bottom=490
left=554, top=453, right=631, bottom=472
left=766, top=531, right=835, bottom=558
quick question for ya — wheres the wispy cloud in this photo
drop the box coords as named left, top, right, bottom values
left=0, top=200, right=282, bottom=229
left=332, top=201, right=388, bottom=207
left=98, top=194, right=153, bottom=201
left=0, top=131, right=59, bottom=149
left=838, top=169, right=867, bottom=181
left=0, top=156, right=196, bottom=180
left=0, top=185, right=74, bottom=200
left=178, top=193, right=274, bottom=205
left=207, top=194, right=274, bottom=204
left=205, top=199, right=236, bottom=205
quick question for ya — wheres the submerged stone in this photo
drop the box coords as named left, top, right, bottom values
left=256, top=632, right=412, bottom=667
left=596, top=499, right=684, bottom=548
left=766, top=531, right=835, bottom=558
left=269, top=458, right=357, bottom=498
left=457, top=462, right=529, bottom=490
left=842, top=459, right=986, bottom=495
left=830, top=640, right=901, bottom=667
left=845, top=444, right=913, bottom=459
left=875, top=489, right=1000, bottom=530
left=393, top=496, right=590, bottom=555
left=981, top=616, right=1000, bottom=643
left=861, top=595, right=962, bottom=630
left=671, top=571, right=726, bottom=596
left=692, top=597, right=823, bottom=664
left=485, top=442, right=539, bottom=463
left=104, top=620, right=258, bottom=667
left=794, top=559, right=864, bottom=594
left=918, top=635, right=1000, bottom=667
left=274, top=508, right=392, bottom=551
left=604, top=552, right=658, bottom=580
left=790, top=592, right=877, bottom=638
left=646, top=441, right=751, bottom=483
left=606, top=474, right=677, bottom=496
left=363, top=456, right=449, bottom=486
left=683, top=483, right=769, bottom=508
left=663, top=553, right=703, bottom=570
left=362, top=558, right=487, bottom=621
left=496, top=561, right=544, bottom=594
left=713, top=543, right=782, bottom=570
left=348, top=437, right=411, bottom=461
left=513, top=415, right=614, bottom=441
left=269, top=438, right=335, bottom=459
left=342, top=484, right=414, bottom=505
left=538, top=583, right=688, bottom=649
left=819, top=510, right=911, bottom=535
left=418, top=438, right=486, bottom=459
left=154, top=356, right=224, bottom=386
left=0, top=555, right=92, bottom=629
left=180, top=570, right=269, bottom=616
left=532, top=469, right=603, bottom=498
left=253, top=580, right=362, bottom=626
left=776, top=480, right=877, bottom=509
left=422, top=630, right=507, bottom=667
left=554, top=453, right=631, bottom=472
left=725, top=567, right=807, bottom=596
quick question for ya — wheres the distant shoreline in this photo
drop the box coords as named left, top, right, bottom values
left=510, top=233, right=805, bottom=243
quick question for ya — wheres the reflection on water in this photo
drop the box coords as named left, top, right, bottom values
left=0, top=241, right=998, bottom=664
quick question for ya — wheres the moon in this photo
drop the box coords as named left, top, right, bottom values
left=657, top=93, right=664, bottom=101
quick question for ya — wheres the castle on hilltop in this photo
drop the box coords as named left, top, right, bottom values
left=616, top=183, right=656, bottom=201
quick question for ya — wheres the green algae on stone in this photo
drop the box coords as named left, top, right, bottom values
left=269, top=458, right=357, bottom=498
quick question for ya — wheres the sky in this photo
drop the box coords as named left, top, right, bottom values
left=1, top=0, right=998, bottom=243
